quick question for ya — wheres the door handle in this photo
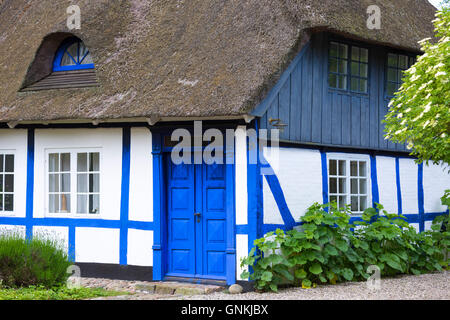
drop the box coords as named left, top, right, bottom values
left=194, top=212, right=201, bottom=222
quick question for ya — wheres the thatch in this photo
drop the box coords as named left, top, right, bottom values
left=0, top=0, right=436, bottom=123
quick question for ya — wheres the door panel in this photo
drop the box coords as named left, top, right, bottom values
left=166, top=156, right=227, bottom=279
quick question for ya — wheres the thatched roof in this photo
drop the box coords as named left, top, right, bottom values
left=0, top=0, right=436, bottom=124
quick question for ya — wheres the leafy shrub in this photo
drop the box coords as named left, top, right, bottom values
left=241, top=199, right=449, bottom=292
left=0, top=232, right=72, bottom=288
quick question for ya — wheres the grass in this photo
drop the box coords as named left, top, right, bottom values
left=0, top=285, right=128, bottom=300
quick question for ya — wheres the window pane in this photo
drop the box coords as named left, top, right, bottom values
left=398, top=70, right=404, bottom=82
left=338, top=60, right=347, bottom=74
left=351, top=78, right=359, bottom=91
left=0, top=175, right=3, bottom=192
left=338, top=178, right=346, bottom=193
left=409, top=57, right=415, bottom=67
left=49, top=154, right=59, bottom=172
left=338, top=160, right=346, bottom=176
left=49, top=174, right=59, bottom=192
left=387, top=82, right=397, bottom=96
left=329, top=160, right=337, bottom=175
left=360, top=64, right=368, bottom=77
left=351, top=47, right=360, bottom=61
left=360, top=196, right=367, bottom=211
left=329, top=42, right=339, bottom=58
left=77, top=195, right=87, bottom=214
left=4, top=174, right=13, bottom=192
left=49, top=194, right=59, bottom=213
left=338, top=196, right=346, bottom=209
left=330, top=195, right=337, bottom=204
left=360, top=79, right=367, bottom=93
left=338, top=76, right=347, bottom=90
left=79, top=43, right=93, bottom=64
left=61, top=43, right=78, bottom=66
left=360, top=49, right=368, bottom=63
left=77, top=153, right=87, bottom=172
left=89, top=153, right=99, bottom=171
left=351, top=62, right=359, bottom=76
left=330, top=178, right=337, bottom=193
left=329, top=74, right=337, bottom=88
left=398, top=55, right=408, bottom=69
left=359, top=162, right=367, bottom=177
left=387, top=68, right=397, bottom=82
left=351, top=196, right=358, bottom=211
left=60, top=194, right=70, bottom=212
left=61, top=52, right=77, bottom=66
left=388, top=53, right=397, bottom=67
left=89, top=173, right=100, bottom=193
left=0, top=154, right=3, bottom=172
left=360, top=179, right=367, bottom=194
left=61, top=173, right=70, bottom=193
left=4, top=194, right=13, bottom=211
left=0, top=194, right=2, bottom=210
left=61, top=153, right=70, bottom=172
left=350, top=178, right=358, bottom=194
left=350, top=161, right=358, bottom=176
left=77, top=174, right=87, bottom=193
left=89, top=195, right=100, bottom=214
left=329, top=58, right=338, bottom=73
left=339, top=44, right=348, bottom=59
left=5, top=155, right=14, bottom=172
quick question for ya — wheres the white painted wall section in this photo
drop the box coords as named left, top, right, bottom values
left=376, top=156, right=398, bottom=214
left=75, top=227, right=120, bottom=264
left=423, top=162, right=449, bottom=213
left=127, top=229, right=153, bottom=266
left=0, top=225, right=26, bottom=237
left=263, top=147, right=322, bottom=223
left=399, top=158, right=419, bottom=214
left=34, top=128, right=122, bottom=220
left=0, top=129, right=28, bottom=218
left=33, top=226, right=69, bottom=253
left=129, top=128, right=153, bottom=222
left=235, top=126, right=248, bottom=225
left=236, top=234, right=248, bottom=281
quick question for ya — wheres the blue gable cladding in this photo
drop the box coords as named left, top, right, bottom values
left=254, top=32, right=414, bottom=152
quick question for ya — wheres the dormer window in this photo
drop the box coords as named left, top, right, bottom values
left=53, top=37, right=94, bottom=72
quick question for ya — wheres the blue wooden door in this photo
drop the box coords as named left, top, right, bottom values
left=166, top=157, right=227, bottom=280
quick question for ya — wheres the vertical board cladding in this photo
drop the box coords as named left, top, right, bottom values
left=257, top=32, right=407, bottom=152
left=0, top=129, right=28, bottom=218
left=262, top=147, right=322, bottom=223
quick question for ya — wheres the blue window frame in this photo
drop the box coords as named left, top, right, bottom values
left=53, top=37, right=94, bottom=72
left=328, top=41, right=369, bottom=93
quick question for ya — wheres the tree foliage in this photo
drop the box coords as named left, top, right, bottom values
left=384, top=6, right=450, bottom=166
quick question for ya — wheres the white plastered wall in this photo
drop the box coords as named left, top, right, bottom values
left=33, top=128, right=122, bottom=220
left=75, top=227, right=120, bottom=263
left=0, top=129, right=28, bottom=218
left=263, top=147, right=323, bottom=223
left=127, top=229, right=153, bottom=266
left=423, top=162, right=449, bottom=213
left=33, top=226, right=69, bottom=253
left=376, top=156, right=398, bottom=214
left=398, top=158, right=419, bottom=214
left=129, top=127, right=153, bottom=222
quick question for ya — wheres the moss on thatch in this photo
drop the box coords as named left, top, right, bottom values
left=0, top=0, right=436, bottom=123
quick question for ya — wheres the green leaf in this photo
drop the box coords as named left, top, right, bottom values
left=341, top=268, right=354, bottom=281
left=302, top=279, right=312, bottom=288
left=295, top=269, right=307, bottom=279
left=309, top=263, right=323, bottom=275
left=335, top=239, right=348, bottom=252
left=324, top=244, right=338, bottom=256
left=261, top=271, right=273, bottom=282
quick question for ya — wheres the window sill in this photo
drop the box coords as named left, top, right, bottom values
left=44, top=213, right=102, bottom=219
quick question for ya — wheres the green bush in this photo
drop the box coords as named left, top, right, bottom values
left=241, top=198, right=450, bottom=292
left=0, top=232, right=72, bottom=288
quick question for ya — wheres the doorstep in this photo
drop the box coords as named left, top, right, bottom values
left=134, top=281, right=225, bottom=296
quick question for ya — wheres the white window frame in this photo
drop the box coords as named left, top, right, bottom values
left=44, top=148, right=102, bottom=218
left=327, top=153, right=372, bottom=215
left=0, top=150, right=16, bottom=216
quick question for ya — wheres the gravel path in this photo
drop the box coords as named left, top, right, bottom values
left=82, top=271, right=449, bottom=300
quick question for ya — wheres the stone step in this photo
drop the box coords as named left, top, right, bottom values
left=134, top=282, right=224, bottom=296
